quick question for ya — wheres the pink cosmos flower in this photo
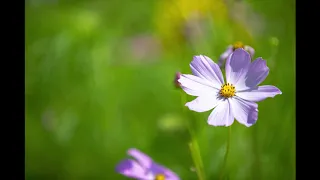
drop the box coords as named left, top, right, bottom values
left=218, top=42, right=255, bottom=68
left=177, top=48, right=282, bottom=127
left=116, top=148, right=180, bottom=180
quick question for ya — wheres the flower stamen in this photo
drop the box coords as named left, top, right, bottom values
left=219, top=83, right=236, bottom=98
left=155, top=174, right=166, bottom=180
left=232, top=41, right=245, bottom=51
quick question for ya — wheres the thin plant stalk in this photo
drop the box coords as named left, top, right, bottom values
left=219, top=126, right=231, bottom=180
left=180, top=91, right=206, bottom=180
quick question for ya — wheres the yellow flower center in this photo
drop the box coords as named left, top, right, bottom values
left=155, top=174, right=166, bottom=180
left=232, top=41, right=245, bottom=51
left=219, top=83, right=236, bottom=98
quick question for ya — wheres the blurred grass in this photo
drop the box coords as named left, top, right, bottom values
left=25, top=0, right=295, bottom=179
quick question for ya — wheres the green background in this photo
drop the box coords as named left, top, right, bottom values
left=25, top=0, right=295, bottom=179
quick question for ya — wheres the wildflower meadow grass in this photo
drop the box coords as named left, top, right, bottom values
left=26, top=0, right=295, bottom=179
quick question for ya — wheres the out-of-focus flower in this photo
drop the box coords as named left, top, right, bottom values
left=177, top=48, right=282, bottom=127
left=127, top=34, right=162, bottom=63
left=182, top=12, right=209, bottom=45
left=154, top=0, right=229, bottom=51
left=226, top=0, right=266, bottom=37
left=116, top=148, right=180, bottom=180
left=218, top=41, right=254, bottom=68
left=174, top=72, right=182, bottom=88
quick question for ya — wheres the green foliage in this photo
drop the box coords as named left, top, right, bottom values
left=26, top=0, right=295, bottom=179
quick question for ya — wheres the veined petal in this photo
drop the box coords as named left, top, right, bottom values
left=178, top=74, right=217, bottom=96
left=225, top=48, right=251, bottom=86
left=246, top=57, right=269, bottom=88
left=229, top=97, right=258, bottom=127
left=128, top=148, right=153, bottom=169
left=237, top=57, right=270, bottom=90
left=115, top=159, right=147, bottom=179
left=185, top=94, right=220, bottom=112
left=207, top=99, right=234, bottom=127
left=218, top=45, right=233, bottom=68
left=236, top=85, right=282, bottom=102
left=190, top=55, right=224, bottom=88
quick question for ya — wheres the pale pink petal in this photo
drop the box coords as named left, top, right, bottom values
left=167, top=173, right=180, bottom=180
left=185, top=94, right=220, bottom=112
left=236, top=57, right=270, bottom=91
left=178, top=74, right=217, bottom=96
left=225, top=48, right=251, bottom=87
left=218, top=45, right=233, bottom=68
left=116, top=159, right=147, bottom=179
left=149, top=163, right=180, bottom=180
left=229, top=97, right=258, bottom=127
left=128, top=148, right=153, bottom=169
left=244, top=45, right=255, bottom=57
left=207, top=99, right=234, bottom=127
left=236, top=85, right=282, bottom=102
left=190, top=55, right=224, bottom=88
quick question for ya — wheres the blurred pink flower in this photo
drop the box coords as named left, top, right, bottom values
left=218, top=41, right=254, bottom=68
left=127, top=34, right=162, bottom=63
left=116, top=148, right=180, bottom=180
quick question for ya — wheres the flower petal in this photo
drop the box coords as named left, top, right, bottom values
left=236, top=85, right=282, bottom=102
left=167, top=173, right=180, bottom=180
left=185, top=93, right=220, bottom=112
left=190, top=55, right=224, bottom=88
left=115, top=159, right=147, bottom=179
left=207, top=99, right=234, bottom=127
left=237, top=57, right=269, bottom=90
left=218, top=45, right=233, bottom=68
left=229, top=97, right=258, bottom=127
left=128, top=148, right=153, bottom=169
left=178, top=74, right=217, bottom=96
left=225, top=48, right=251, bottom=87
left=150, top=163, right=180, bottom=180
left=174, top=72, right=182, bottom=88
left=244, top=45, right=255, bottom=57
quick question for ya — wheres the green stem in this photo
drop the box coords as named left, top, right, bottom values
left=180, top=91, right=206, bottom=180
left=252, top=127, right=261, bottom=179
left=220, top=126, right=231, bottom=180
left=188, top=140, right=205, bottom=180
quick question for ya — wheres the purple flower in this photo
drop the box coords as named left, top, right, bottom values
left=218, top=41, right=255, bottom=68
left=177, top=48, right=282, bottom=127
left=116, top=148, right=180, bottom=180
